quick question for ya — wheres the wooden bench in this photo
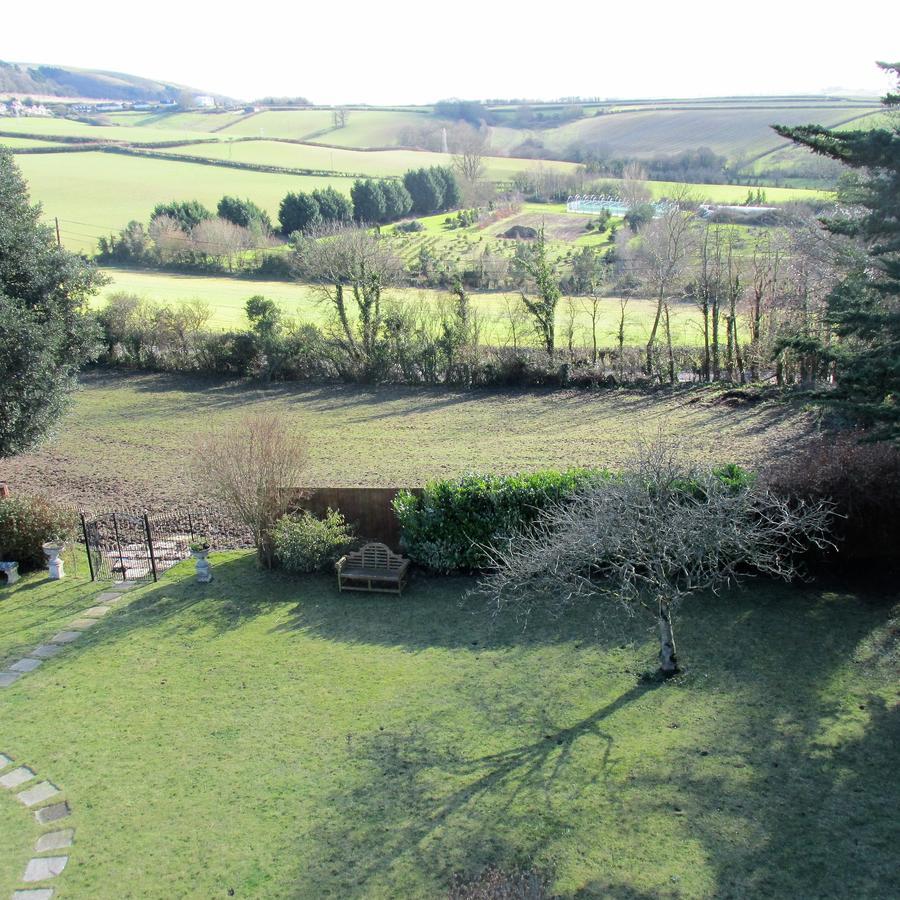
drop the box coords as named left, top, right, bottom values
left=336, top=542, right=410, bottom=595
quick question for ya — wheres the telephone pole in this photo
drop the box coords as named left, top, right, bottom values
left=55, top=217, right=61, bottom=248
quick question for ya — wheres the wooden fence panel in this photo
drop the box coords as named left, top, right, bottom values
left=291, top=487, right=423, bottom=550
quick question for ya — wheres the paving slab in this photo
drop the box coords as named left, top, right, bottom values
left=35, top=829, right=74, bottom=852
left=35, top=801, right=70, bottom=825
left=96, top=591, right=123, bottom=602
left=0, top=766, right=35, bottom=789
left=0, top=752, right=11, bottom=768
left=68, top=618, right=97, bottom=630
left=30, top=644, right=64, bottom=659
left=23, top=856, right=68, bottom=881
left=49, top=632, right=81, bottom=644
left=82, top=606, right=111, bottom=618
left=12, top=890, right=55, bottom=900
left=0, top=670, right=23, bottom=687
left=17, top=781, right=60, bottom=807
left=109, top=581, right=138, bottom=591
left=10, top=657, right=42, bottom=673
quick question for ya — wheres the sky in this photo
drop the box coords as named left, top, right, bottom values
left=4, top=0, right=898, bottom=105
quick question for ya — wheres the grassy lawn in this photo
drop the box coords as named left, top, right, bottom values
left=1, top=371, right=813, bottom=512
left=1, top=557, right=896, bottom=898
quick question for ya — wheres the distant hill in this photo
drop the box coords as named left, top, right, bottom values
left=0, top=60, right=230, bottom=103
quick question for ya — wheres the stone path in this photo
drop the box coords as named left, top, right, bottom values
left=0, top=582, right=136, bottom=689
left=1, top=752, right=73, bottom=899
left=1, top=580, right=140, bottom=898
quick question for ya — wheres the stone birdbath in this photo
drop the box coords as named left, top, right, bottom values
left=190, top=538, right=213, bottom=583
left=42, top=542, right=66, bottom=580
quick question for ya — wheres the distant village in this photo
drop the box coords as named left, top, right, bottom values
left=0, top=95, right=222, bottom=118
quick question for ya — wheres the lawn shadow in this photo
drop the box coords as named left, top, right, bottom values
left=291, top=680, right=660, bottom=898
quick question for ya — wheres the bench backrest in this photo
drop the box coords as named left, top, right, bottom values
left=346, top=542, right=405, bottom=571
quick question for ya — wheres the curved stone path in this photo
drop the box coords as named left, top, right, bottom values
left=1, top=580, right=139, bottom=898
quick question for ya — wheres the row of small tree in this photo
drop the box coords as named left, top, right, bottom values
left=278, top=167, right=462, bottom=235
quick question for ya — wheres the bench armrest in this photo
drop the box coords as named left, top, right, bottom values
left=335, top=555, right=348, bottom=573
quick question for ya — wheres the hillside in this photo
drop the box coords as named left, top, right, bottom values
left=0, top=60, right=225, bottom=103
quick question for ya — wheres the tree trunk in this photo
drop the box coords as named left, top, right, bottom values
left=658, top=600, right=679, bottom=676
left=663, top=302, right=675, bottom=385
left=645, top=292, right=664, bottom=377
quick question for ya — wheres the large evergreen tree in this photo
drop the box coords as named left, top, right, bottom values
left=0, top=149, right=103, bottom=457
left=278, top=192, right=322, bottom=235
left=350, top=179, right=387, bottom=224
left=311, top=186, right=353, bottom=225
left=774, top=62, right=899, bottom=438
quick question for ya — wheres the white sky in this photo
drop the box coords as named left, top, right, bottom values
left=4, top=0, right=898, bottom=104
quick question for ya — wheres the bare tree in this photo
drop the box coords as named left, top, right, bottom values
left=196, top=412, right=308, bottom=567
left=498, top=295, right=531, bottom=351
left=476, top=437, right=832, bottom=677
left=635, top=198, right=698, bottom=382
left=451, top=122, right=489, bottom=187
left=294, top=226, right=402, bottom=378
left=332, top=108, right=349, bottom=129
left=620, top=161, right=651, bottom=207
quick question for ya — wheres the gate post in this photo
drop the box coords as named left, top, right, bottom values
left=111, top=512, right=127, bottom=581
left=80, top=512, right=95, bottom=581
left=143, top=513, right=158, bottom=583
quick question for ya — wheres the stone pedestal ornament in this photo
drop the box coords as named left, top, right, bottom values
left=192, top=549, right=213, bottom=583
left=42, top=543, right=65, bottom=580
left=0, top=561, right=19, bottom=586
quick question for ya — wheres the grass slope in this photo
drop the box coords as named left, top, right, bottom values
left=164, top=140, right=581, bottom=181
left=0, top=560, right=896, bottom=898
left=2, top=371, right=812, bottom=512
left=488, top=104, right=882, bottom=159
left=16, top=153, right=351, bottom=251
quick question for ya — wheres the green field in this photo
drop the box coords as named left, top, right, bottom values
left=98, top=266, right=708, bottom=344
left=0, top=115, right=215, bottom=144
left=164, top=139, right=581, bottom=181
left=1, top=555, right=895, bottom=898
left=16, top=152, right=351, bottom=251
left=3, top=371, right=812, bottom=511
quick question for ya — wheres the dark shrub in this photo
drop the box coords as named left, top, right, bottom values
left=394, top=469, right=609, bottom=572
left=762, top=434, right=900, bottom=563
left=0, top=496, right=78, bottom=571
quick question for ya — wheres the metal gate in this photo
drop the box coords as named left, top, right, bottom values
left=80, top=506, right=252, bottom=583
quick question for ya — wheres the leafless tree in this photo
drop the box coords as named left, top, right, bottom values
left=476, top=437, right=833, bottom=677
left=451, top=123, right=489, bottom=187
left=635, top=197, right=698, bottom=382
left=620, top=161, right=651, bottom=207
left=498, top=295, right=531, bottom=351
left=192, top=217, right=250, bottom=272
left=148, top=214, right=189, bottom=263
left=332, top=108, right=350, bottom=129
left=294, top=226, right=402, bottom=378
left=195, top=412, right=307, bottom=567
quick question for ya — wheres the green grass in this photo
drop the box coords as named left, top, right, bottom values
left=0, top=115, right=215, bottom=144
left=0, top=559, right=896, bottom=898
left=0, top=135, right=68, bottom=149
left=2, top=371, right=812, bottom=511
left=16, top=152, right=352, bottom=251
left=164, top=139, right=581, bottom=181
left=97, top=266, right=705, bottom=343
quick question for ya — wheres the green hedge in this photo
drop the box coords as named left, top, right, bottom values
left=394, top=464, right=754, bottom=573
left=393, top=469, right=609, bottom=573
